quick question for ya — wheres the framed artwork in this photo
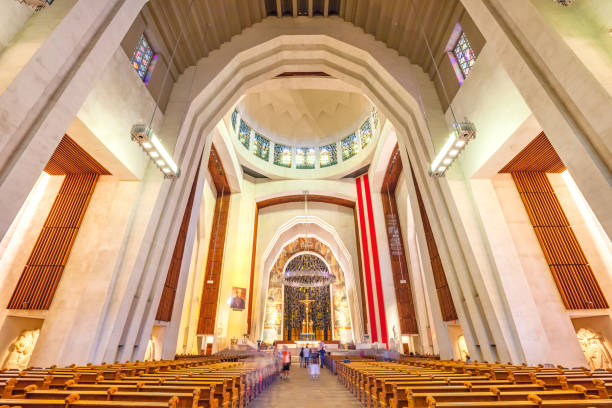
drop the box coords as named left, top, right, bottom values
left=230, top=287, right=246, bottom=310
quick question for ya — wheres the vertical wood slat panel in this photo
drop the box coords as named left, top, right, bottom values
left=410, top=167, right=458, bottom=322
left=155, top=165, right=200, bottom=322
left=8, top=174, right=99, bottom=310
left=196, top=194, right=231, bottom=334
left=381, top=146, right=418, bottom=334
left=512, top=172, right=608, bottom=310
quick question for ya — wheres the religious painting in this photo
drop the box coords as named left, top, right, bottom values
left=230, top=287, right=246, bottom=310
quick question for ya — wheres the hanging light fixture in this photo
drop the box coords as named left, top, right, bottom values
left=131, top=125, right=180, bottom=179
left=282, top=253, right=336, bottom=288
left=130, top=0, right=200, bottom=180
left=280, top=191, right=336, bottom=287
left=553, top=0, right=575, bottom=6
left=429, top=122, right=475, bottom=177
left=406, top=0, right=477, bottom=178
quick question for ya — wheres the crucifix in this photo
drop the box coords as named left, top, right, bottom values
left=299, top=293, right=315, bottom=336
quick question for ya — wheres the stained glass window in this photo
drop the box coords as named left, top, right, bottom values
left=360, top=119, right=372, bottom=149
left=296, top=147, right=315, bottom=169
left=274, top=144, right=292, bottom=167
left=131, top=34, right=156, bottom=82
left=341, top=133, right=360, bottom=160
left=231, top=109, right=238, bottom=130
left=453, top=32, right=476, bottom=78
left=238, top=120, right=250, bottom=149
left=319, top=143, right=337, bottom=168
left=253, top=133, right=270, bottom=161
left=371, top=108, right=379, bottom=132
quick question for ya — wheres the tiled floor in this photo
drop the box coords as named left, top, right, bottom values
left=249, top=363, right=362, bottom=408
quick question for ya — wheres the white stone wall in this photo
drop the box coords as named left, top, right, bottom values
left=0, top=0, right=32, bottom=53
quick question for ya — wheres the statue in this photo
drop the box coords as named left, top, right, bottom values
left=457, top=335, right=469, bottom=362
left=3, top=329, right=40, bottom=370
left=577, top=328, right=612, bottom=371
left=299, top=293, right=315, bottom=340
left=144, top=338, right=156, bottom=362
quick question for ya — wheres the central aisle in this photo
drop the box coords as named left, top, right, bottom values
left=249, top=362, right=362, bottom=408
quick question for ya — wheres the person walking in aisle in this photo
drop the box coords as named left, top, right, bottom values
left=299, top=347, right=304, bottom=367
left=281, top=346, right=291, bottom=380
left=319, top=345, right=325, bottom=368
left=303, top=345, right=310, bottom=367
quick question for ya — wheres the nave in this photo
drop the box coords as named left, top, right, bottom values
left=3, top=1, right=612, bottom=407
left=248, top=360, right=361, bottom=408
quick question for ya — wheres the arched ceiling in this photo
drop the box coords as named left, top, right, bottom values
left=140, top=0, right=464, bottom=82
left=238, top=88, right=372, bottom=146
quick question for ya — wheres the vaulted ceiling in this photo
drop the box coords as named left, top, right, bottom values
left=141, top=0, right=464, bottom=82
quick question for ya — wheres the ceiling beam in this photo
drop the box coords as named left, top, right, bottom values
left=292, top=0, right=298, bottom=17
left=308, top=0, right=313, bottom=17
left=324, top=0, right=329, bottom=16
left=339, top=0, right=346, bottom=17
left=276, top=0, right=282, bottom=17
left=200, top=0, right=221, bottom=51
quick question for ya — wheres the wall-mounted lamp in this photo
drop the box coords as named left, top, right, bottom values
left=131, top=124, right=180, bottom=179
left=429, top=122, right=476, bottom=177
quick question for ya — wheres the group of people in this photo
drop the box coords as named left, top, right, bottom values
left=299, top=345, right=325, bottom=380
left=274, top=343, right=328, bottom=380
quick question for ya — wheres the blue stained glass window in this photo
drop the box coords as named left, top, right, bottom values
left=274, top=144, right=292, bottom=167
left=253, top=133, right=270, bottom=161
left=296, top=147, right=315, bottom=169
left=341, top=133, right=360, bottom=160
left=360, top=119, right=372, bottom=149
left=238, top=120, right=251, bottom=149
left=231, top=109, right=238, bottom=130
left=319, top=143, right=337, bottom=168
left=131, top=34, right=155, bottom=82
left=453, top=32, right=476, bottom=78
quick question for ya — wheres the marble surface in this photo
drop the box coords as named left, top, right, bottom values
left=249, top=363, right=362, bottom=408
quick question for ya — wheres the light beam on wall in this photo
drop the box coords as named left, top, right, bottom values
left=429, top=122, right=475, bottom=177
left=131, top=124, right=180, bottom=179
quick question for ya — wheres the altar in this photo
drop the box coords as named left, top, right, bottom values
left=283, top=286, right=331, bottom=341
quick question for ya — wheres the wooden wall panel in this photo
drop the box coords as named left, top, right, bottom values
left=512, top=172, right=607, bottom=310
left=44, top=135, right=110, bottom=175
left=155, top=165, right=200, bottom=322
left=246, top=208, right=258, bottom=333
left=196, top=194, right=231, bottom=334
left=8, top=174, right=99, bottom=309
left=410, top=167, right=458, bottom=322
left=257, top=194, right=355, bottom=209
left=499, top=133, right=565, bottom=173
left=197, top=145, right=231, bottom=335
left=381, top=146, right=418, bottom=334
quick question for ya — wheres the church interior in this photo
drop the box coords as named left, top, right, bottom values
left=2, top=0, right=612, bottom=406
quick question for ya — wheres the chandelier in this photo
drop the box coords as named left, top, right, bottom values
left=282, top=253, right=336, bottom=287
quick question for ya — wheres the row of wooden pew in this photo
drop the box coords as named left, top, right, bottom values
left=0, top=356, right=278, bottom=408
left=336, top=359, right=612, bottom=408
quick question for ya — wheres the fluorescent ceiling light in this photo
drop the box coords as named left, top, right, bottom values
left=151, top=134, right=179, bottom=174
left=142, top=142, right=152, bottom=149
left=430, top=131, right=457, bottom=173
left=149, top=151, right=159, bottom=158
